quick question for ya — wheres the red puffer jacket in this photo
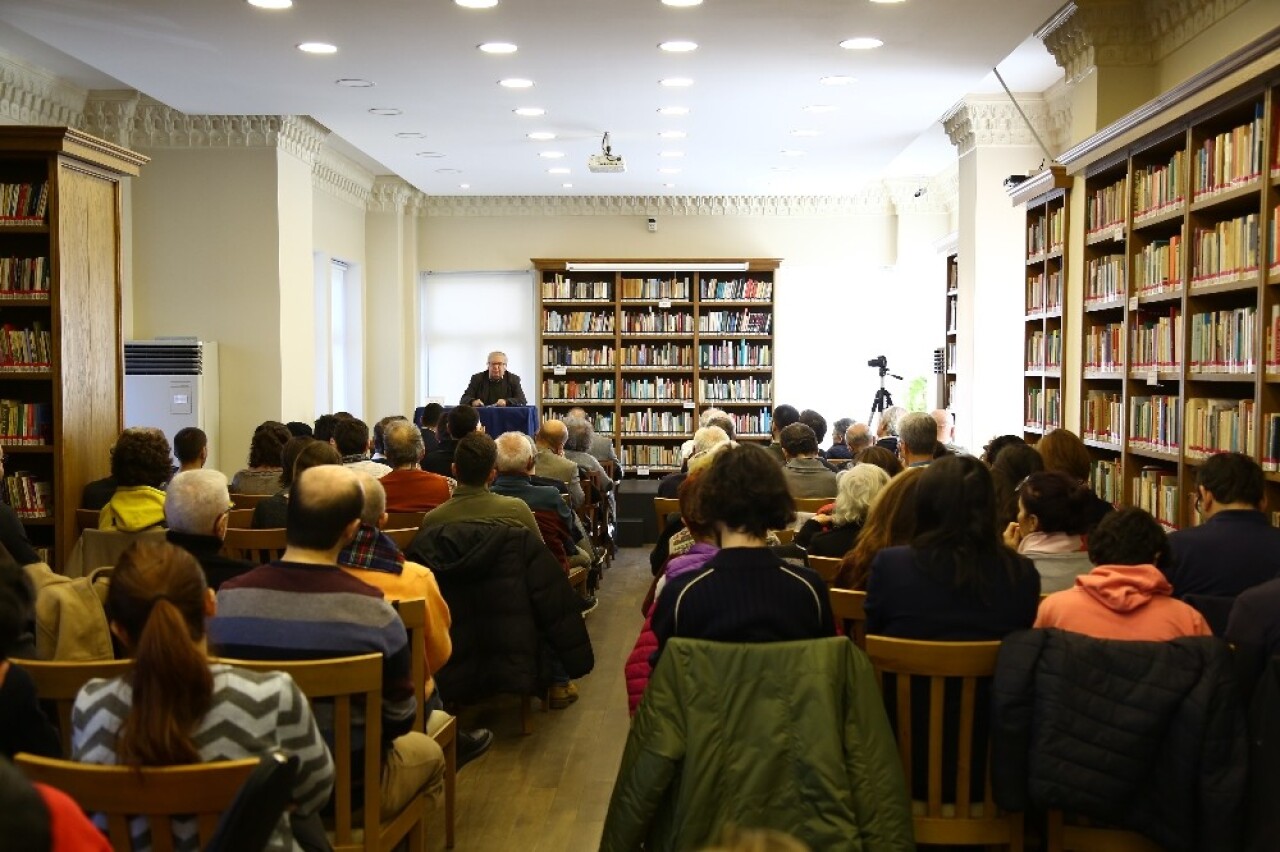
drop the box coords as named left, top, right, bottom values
left=625, top=609, right=659, bottom=715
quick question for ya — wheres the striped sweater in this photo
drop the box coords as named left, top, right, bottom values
left=71, top=663, right=334, bottom=852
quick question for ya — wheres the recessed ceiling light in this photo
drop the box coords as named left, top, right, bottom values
left=527, top=131, right=557, bottom=140
left=790, top=129, right=821, bottom=137
left=395, top=132, right=427, bottom=139
left=661, top=0, right=702, bottom=6
left=460, top=183, right=471, bottom=189
left=660, top=77, right=694, bottom=87
left=562, top=182, right=574, bottom=188
left=548, top=167, right=570, bottom=174
left=248, top=0, right=292, bottom=9
left=479, top=42, right=517, bottom=53
left=663, top=182, right=677, bottom=188
left=803, top=104, right=839, bottom=113
left=297, top=42, right=337, bottom=54
left=539, top=151, right=565, bottom=159
left=456, top=0, right=498, bottom=7
left=660, top=151, right=684, bottom=158
left=780, top=149, right=805, bottom=156
left=658, top=130, right=687, bottom=139
left=658, top=106, right=690, bottom=115
left=658, top=167, right=681, bottom=174
left=368, top=108, right=402, bottom=116
left=839, top=37, right=884, bottom=50
left=336, top=78, right=374, bottom=87
left=416, top=151, right=446, bottom=158
left=659, top=40, right=698, bottom=52
left=499, top=78, right=534, bottom=88
left=436, top=168, right=462, bottom=174
left=869, top=0, right=906, bottom=4
left=513, top=107, right=545, bottom=117
left=820, top=75, right=855, bottom=86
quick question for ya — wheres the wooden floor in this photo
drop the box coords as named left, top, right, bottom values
left=426, top=546, right=651, bottom=851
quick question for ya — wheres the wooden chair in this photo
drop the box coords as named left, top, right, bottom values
left=15, top=657, right=133, bottom=756
left=221, top=653, right=427, bottom=852
left=578, top=474, right=612, bottom=571
left=829, top=588, right=867, bottom=650
left=229, top=493, right=267, bottom=510
left=392, top=598, right=457, bottom=849
left=382, top=528, right=419, bottom=552
left=864, top=636, right=1023, bottom=850
left=653, top=497, right=680, bottom=533
left=75, top=507, right=100, bottom=533
left=1046, top=811, right=1163, bottom=852
left=772, top=528, right=796, bottom=545
left=808, top=555, right=842, bottom=584
left=794, top=497, right=835, bottom=515
left=222, top=527, right=287, bottom=564
left=15, top=753, right=261, bottom=851
left=384, top=511, right=427, bottom=531
left=226, top=508, right=256, bottom=529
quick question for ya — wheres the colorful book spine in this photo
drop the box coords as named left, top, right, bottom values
left=1128, top=394, right=1180, bottom=453
left=1085, top=322, right=1123, bottom=371
left=1191, top=213, right=1259, bottom=286
left=1193, top=103, right=1264, bottom=198
left=1188, top=308, right=1256, bottom=373
left=1086, top=176, right=1127, bottom=234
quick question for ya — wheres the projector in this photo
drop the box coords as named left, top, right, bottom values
left=588, top=152, right=626, bottom=174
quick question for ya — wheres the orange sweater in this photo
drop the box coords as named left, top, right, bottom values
left=1035, top=563, right=1211, bottom=641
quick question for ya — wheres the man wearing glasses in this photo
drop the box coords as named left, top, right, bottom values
left=460, top=351, right=527, bottom=408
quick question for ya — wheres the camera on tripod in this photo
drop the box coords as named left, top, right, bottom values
left=867, top=355, right=888, bottom=370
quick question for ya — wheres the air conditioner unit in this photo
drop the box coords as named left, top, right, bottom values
left=124, top=338, right=220, bottom=472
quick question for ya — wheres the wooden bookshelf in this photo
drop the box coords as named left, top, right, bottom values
left=0, top=127, right=146, bottom=565
left=534, top=259, right=778, bottom=476
left=1023, top=176, right=1070, bottom=441
left=943, top=251, right=958, bottom=410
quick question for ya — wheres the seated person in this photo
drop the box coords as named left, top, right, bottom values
left=0, top=560, right=60, bottom=760
left=865, top=455, right=1040, bottom=639
left=836, top=466, right=923, bottom=590
left=418, top=402, right=444, bottom=455
left=422, top=405, right=479, bottom=478
left=650, top=443, right=834, bottom=660
left=533, top=419, right=585, bottom=508
left=73, top=541, right=334, bottom=849
left=563, top=416, right=614, bottom=497
left=172, top=426, right=207, bottom=475
left=333, top=417, right=392, bottom=478
left=421, top=432, right=543, bottom=542
left=853, top=444, right=902, bottom=478
left=99, top=427, right=171, bottom=532
left=460, top=351, right=526, bottom=407
left=796, top=463, right=890, bottom=558
left=164, top=470, right=253, bottom=590
left=1001, top=471, right=1094, bottom=593
left=490, top=432, right=589, bottom=570
left=798, top=408, right=831, bottom=460
left=658, top=425, right=729, bottom=498
left=779, top=423, right=837, bottom=498
left=567, top=406, right=624, bottom=481
left=896, top=411, right=939, bottom=468
left=0, top=757, right=111, bottom=852
left=379, top=419, right=454, bottom=512
left=1036, top=507, right=1211, bottom=640
left=989, top=442, right=1044, bottom=529
left=763, top=404, right=800, bottom=465
left=825, top=417, right=855, bottom=461
left=229, top=421, right=291, bottom=495
left=1033, top=428, right=1112, bottom=530
left=250, top=437, right=338, bottom=529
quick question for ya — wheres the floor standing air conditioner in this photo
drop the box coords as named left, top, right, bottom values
left=124, top=338, right=220, bottom=472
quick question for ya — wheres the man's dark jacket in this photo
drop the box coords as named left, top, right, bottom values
left=459, top=371, right=527, bottom=406
left=408, top=521, right=592, bottom=703
left=990, top=629, right=1246, bottom=852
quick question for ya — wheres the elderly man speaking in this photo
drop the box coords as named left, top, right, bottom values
left=460, top=350, right=527, bottom=407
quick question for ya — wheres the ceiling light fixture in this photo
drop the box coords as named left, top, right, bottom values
left=548, top=167, right=570, bottom=174
left=839, top=37, right=884, bottom=50
left=869, top=0, right=906, bottom=4
left=479, top=42, right=517, bottom=53
left=820, top=75, right=855, bottom=86
left=527, top=131, right=556, bottom=140
left=568, top=262, right=749, bottom=272
left=660, top=77, right=694, bottom=87
left=657, top=106, right=689, bottom=115
left=336, top=78, right=374, bottom=87
left=460, top=183, right=471, bottom=188
left=663, top=182, right=677, bottom=188
left=416, top=151, right=446, bottom=158
left=455, top=0, right=498, bottom=7
left=395, top=132, right=427, bottom=139
left=661, top=0, right=703, bottom=6
left=539, top=151, right=565, bottom=159
left=803, top=104, right=839, bottom=113
left=658, top=130, right=686, bottom=139
left=659, top=40, right=698, bottom=52
left=513, top=107, right=545, bottom=116
left=499, top=78, right=534, bottom=88
left=297, top=42, right=337, bottom=54
left=248, top=0, right=292, bottom=9
left=368, top=107, right=402, bottom=116
left=562, top=183, right=574, bottom=188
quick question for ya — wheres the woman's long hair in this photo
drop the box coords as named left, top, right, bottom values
left=106, top=541, right=213, bottom=766
left=837, top=467, right=923, bottom=589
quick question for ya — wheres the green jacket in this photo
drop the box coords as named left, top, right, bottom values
left=601, top=637, right=914, bottom=852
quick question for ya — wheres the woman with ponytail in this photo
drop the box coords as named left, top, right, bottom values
left=71, top=541, right=333, bottom=851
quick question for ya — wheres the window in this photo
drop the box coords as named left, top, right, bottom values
left=315, top=255, right=364, bottom=416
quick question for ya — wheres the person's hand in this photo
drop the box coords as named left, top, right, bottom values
left=813, top=513, right=832, bottom=526
left=495, top=399, right=508, bottom=407
left=471, top=399, right=484, bottom=407
left=1002, top=521, right=1022, bottom=550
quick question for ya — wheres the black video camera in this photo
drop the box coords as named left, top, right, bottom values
left=867, top=355, right=888, bottom=369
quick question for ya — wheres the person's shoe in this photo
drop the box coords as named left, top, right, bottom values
left=579, top=594, right=599, bottom=617
left=456, top=728, right=494, bottom=769
left=548, top=682, right=579, bottom=709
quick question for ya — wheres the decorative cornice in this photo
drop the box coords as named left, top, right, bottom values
left=1148, top=0, right=1252, bottom=61
left=81, top=90, right=141, bottom=146
left=929, top=166, right=960, bottom=214
left=418, top=193, right=895, bottom=217
left=1044, top=77, right=1075, bottom=154
left=313, top=145, right=375, bottom=207
left=942, top=95, right=1052, bottom=156
left=369, top=176, right=415, bottom=213
left=883, top=177, right=954, bottom=215
left=0, top=49, right=86, bottom=128
left=1041, top=0, right=1152, bottom=84
left=126, top=98, right=326, bottom=162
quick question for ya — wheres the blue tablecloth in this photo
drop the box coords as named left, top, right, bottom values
left=417, top=405, right=540, bottom=437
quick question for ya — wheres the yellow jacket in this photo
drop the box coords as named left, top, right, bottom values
left=98, top=485, right=166, bottom=532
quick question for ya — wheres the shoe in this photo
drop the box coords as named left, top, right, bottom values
left=456, top=728, right=494, bottom=769
left=579, top=594, right=599, bottom=617
left=548, top=682, right=579, bottom=710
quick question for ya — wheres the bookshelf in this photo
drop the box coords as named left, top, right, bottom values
left=534, top=259, right=778, bottom=475
left=943, top=251, right=958, bottom=409
left=0, top=127, right=146, bottom=564
left=1023, top=178, right=1070, bottom=440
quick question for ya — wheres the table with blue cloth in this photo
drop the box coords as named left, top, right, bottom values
left=417, top=405, right=540, bottom=437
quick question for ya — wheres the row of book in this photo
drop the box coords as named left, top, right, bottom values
left=698, top=341, right=772, bottom=368
left=700, top=277, right=772, bottom=300
left=0, top=183, right=48, bottom=225
left=1024, top=387, right=1061, bottom=430
left=1090, top=457, right=1122, bottom=506
left=621, top=309, right=695, bottom=334
left=541, top=379, right=616, bottom=400
left=1026, top=211, right=1064, bottom=257
left=699, top=310, right=772, bottom=334
left=619, top=410, right=695, bottom=434
left=1086, top=176, right=1127, bottom=234
left=1129, top=394, right=1180, bottom=453
left=1191, top=212, right=1258, bottom=285
left=0, top=399, right=52, bottom=444
left=1131, top=308, right=1182, bottom=370
left=543, top=409, right=615, bottom=433
left=1135, top=235, right=1183, bottom=293
left=1026, top=272, right=1063, bottom=313
left=621, top=378, right=692, bottom=400
left=620, top=276, right=691, bottom=300
left=1188, top=308, right=1255, bottom=373
left=1264, top=414, right=1280, bottom=472
left=1269, top=304, right=1280, bottom=372
left=5, top=470, right=50, bottom=519
left=946, top=294, right=958, bottom=334
left=1269, top=204, right=1280, bottom=275
left=945, top=341, right=956, bottom=370
left=1132, top=151, right=1185, bottom=222
left=1191, top=105, right=1264, bottom=198
left=541, top=277, right=611, bottom=301
left=621, top=444, right=680, bottom=468
left=0, top=324, right=51, bottom=371
left=1132, top=467, right=1179, bottom=529
left=700, top=377, right=772, bottom=402
left=1026, top=329, right=1062, bottom=370
left=541, top=345, right=615, bottom=367
left=620, top=344, right=693, bottom=367
left=1185, top=398, right=1255, bottom=459
left=1085, top=323, right=1122, bottom=371
left=0, top=256, right=50, bottom=295
left=542, top=310, right=614, bottom=334
left=1085, top=255, right=1124, bottom=304
left=1083, top=390, right=1122, bottom=445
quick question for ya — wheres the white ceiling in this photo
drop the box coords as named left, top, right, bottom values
left=0, top=0, right=1064, bottom=196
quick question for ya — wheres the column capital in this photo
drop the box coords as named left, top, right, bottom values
left=0, top=48, right=85, bottom=127
left=942, top=95, right=1052, bottom=157
left=81, top=90, right=141, bottom=147
left=1040, top=0, right=1151, bottom=83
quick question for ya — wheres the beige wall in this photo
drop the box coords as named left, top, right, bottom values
left=276, top=149, right=318, bottom=424
left=1157, top=0, right=1280, bottom=93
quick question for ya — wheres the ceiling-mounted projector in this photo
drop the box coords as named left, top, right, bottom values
left=588, top=131, right=626, bottom=173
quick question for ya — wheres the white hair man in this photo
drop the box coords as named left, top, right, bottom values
left=678, top=407, right=730, bottom=463
left=380, top=418, right=456, bottom=512
left=567, top=406, right=623, bottom=483
left=930, top=409, right=966, bottom=455
left=658, top=425, right=730, bottom=498
left=897, top=411, right=940, bottom=468
left=875, top=405, right=906, bottom=454
left=460, top=350, right=527, bottom=407
left=846, top=422, right=874, bottom=455
left=165, top=469, right=253, bottom=590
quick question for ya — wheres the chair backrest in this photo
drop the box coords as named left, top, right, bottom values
left=808, top=555, right=842, bottom=584
left=772, top=528, right=796, bottom=545
left=653, top=497, right=680, bottom=533
left=390, top=598, right=428, bottom=734
left=381, top=527, right=418, bottom=552
left=229, top=493, right=267, bottom=510
left=15, top=657, right=134, bottom=756
left=794, top=497, right=835, bottom=515
left=532, top=509, right=573, bottom=573
left=221, top=527, right=287, bottom=564
left=383, top=511, right=427, bottom=531
left=830, top=589, right=867, bottom=650
left=864, top=636, right=1020, bottom=847
left=15, top=752, right=260, bottom=852
left=216, top=654, right=383, bottom=849
left=225, top=508, right=255, bottom=529
left=75, top=507, right=101, bottom=533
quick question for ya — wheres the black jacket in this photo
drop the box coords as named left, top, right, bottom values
left=408, top=522, right=593, bottom=702
left=166, top=530, right=255, bottom=590
left=421, top=437, right=460, bottom=478
left=459, top=371, right=526, bottom=406
left=990, top=629, right=1246, bottom=852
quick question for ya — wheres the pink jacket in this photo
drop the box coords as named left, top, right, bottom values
left=1035, top=563, right=1212, bottom=641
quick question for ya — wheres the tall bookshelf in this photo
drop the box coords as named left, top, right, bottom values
left=1048, top=70, right=1280, bottom=531
left=943, top=251, right=958, bottom=409
left=534, top=259, right=778, bottom=476
left=0, top=128, right=146, bottom=565
left=1023, top=177, right=1070, bottom=440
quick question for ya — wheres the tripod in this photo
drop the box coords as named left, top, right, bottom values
left=868, top=364, right=903, bottom=428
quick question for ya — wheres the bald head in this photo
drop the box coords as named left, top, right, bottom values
left=566, top=406, right=588, bottom=420
left=352, top=470, right=387, bottom=526
left=846, top=422, right=872, bottom=453
left=536, top=420, right=568, bottom=452
left=930, top=409, right=952, bottom=443
left=287, top=465, right=363, bottom=551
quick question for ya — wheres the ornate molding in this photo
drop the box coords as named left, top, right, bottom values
left=943, top=96, right=1052, bottom=156
left=418, top=193, right=894, bottom=217
left=1148, top=0, right=1252, bottom=61
left=313, top=145, right=375, bottom=207
left=928, top=166, right=960, bottom=214
left=1041, top=0, right=1153, bottom=84
left=0, top=49, right=86, bottom=127
left=369, top=176, right=416, bottom=213
left=126, top=98, right=326, bottom=162
left=81, top=90, right=141, bottom=146
left=1044, top=77, right=1075, bottom=155
left=883, top=177, right=954, bottom=215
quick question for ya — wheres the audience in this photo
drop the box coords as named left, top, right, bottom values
left=533, top=419, right=586, bottom=507
left=421, top=432, right=543, bottom=541
left=1036, top=507, right=1211, bottom=640
left=796, top=464, right=890, bottom=558
left=379, top=418, right=455, bottom=512
left=0, top=755, right=110, bottom=852
left=333, top=417, right=391, bottom=478
left=678, top=408, right=729, bottom=464
left=798, top=409, right=829, bottom=457
left=896, top=411, right=938, bottom=468
left=1001, top=471, right=1094, bottom=593
left=312, top=413, right=340, bottom=443
left=1166, top=451, right=1280, bottom=598
left=285, top=420, right=313, bottom=438
left=172, top=426, right=207, bottom=474
left=490, top=431, right=592, bottom=573
left=824, top=417, right=853, bottom=461
left=989, top=442, right=1044, bottom=528
left=0, top=560, right=60, bottom=760
left=418, top=402, right=444, bottom=454
left=846, top=421, right=874, bottom=455
left=763, top=404, right=800, bottom=465
left=229, top=420, right=291, bottom=495
left=422, top=405, right=479, bottom=478
left=981, top=433, right=1026, bottom=466
left=164, top=470, right=252, bottom=591
left=658, top=425, right=729, bottom=498
left=874, top=405, right=905, bottom=454
left=251, top=438, right=339, bottom=528
left=865, top=455, right=1040, bottom=639
left=836, top=466, right=923, bottom=590
left=210, top=466, right=445, bottom=819
left=779, top=423, right=837, bottom=498
left=930, top=409, right=965, bottom=455
left=1034, top=428, right=1113, bottom=529
left=853, top=444, right=903, bottom=478
left=75, top=541, right=334, bottom=849
left=567, top=406, right=624, bottom=480
left=99, top=427, right=171, bottom=532
left=563, top=416, right=614, bottom=497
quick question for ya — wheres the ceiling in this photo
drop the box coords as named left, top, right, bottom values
left=0, top=0, right=1064, bottom=196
